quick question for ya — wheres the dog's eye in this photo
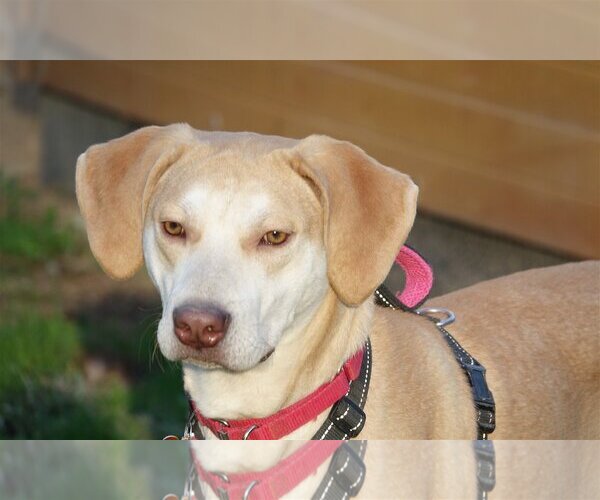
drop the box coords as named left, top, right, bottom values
left=163, top=221, right=185, bottom=237
left=261, top=230, right=289, bottom=246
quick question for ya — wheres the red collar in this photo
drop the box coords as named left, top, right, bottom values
left=191, top=348, right=364, bottom=440
left=192, top=441, right=342, bottom=500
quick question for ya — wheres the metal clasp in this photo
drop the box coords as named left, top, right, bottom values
left=416, top=307, right=456, bottom=327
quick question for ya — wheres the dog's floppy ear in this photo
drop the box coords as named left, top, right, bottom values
left=76, top=125, right=189, bottom=279
left=290, top=135, right=418, bottom=306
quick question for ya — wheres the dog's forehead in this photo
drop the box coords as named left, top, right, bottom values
left=180, top=184, right=273, bottom=224
left=149, top=132, right=319, bottom=221
left=164, top=152, right=296, bottom=201
left=182, top=126, right=300, bottom=155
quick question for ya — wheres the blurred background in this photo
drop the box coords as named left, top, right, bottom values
left=1, top=61, right=598, bottom=439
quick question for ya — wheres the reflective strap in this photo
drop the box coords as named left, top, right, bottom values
left=312, top=340, right=372, bottom=440
left=311, top=441, right=367, bottom=500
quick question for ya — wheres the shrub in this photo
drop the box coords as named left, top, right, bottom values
left=0, top=312, right=80, bottom=396
left=0, top=174, right=75, bottom=263
left=0, top=311, right=150, bottom=439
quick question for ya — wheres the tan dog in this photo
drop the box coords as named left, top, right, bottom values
left=182, top=440, right=599, bottom=499
left=76, top=124, right=600, bottom=440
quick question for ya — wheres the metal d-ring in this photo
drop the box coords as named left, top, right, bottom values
left=242, top=480, right=259, bottom=500
left=243, top=424, right=258, bottom=440
left=416, top=307, right=456, bottom=327
left=214, top=471, right=230, bottom=483
left=215, top=418, right=231, bottom=440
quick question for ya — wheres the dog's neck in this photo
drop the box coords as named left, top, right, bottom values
left=183, top=289, right=373, bottom=440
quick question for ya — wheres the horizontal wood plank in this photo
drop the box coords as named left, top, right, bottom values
left=40, top=61, right=600, bottom=258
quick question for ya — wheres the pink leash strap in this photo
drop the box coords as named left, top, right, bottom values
left=394, top=245, right=433, bottom=309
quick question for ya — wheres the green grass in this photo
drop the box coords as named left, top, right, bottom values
left=0, top=205, right=74, bottom=261
left=0, top=175, right=186, bottom=439
left=0, top=174, right=76, bottom=263
left=72, top=293, right=189, bottom=437
left=0, top=310, right=152, bottom=439
left=0, top=312, right=80, bottom=396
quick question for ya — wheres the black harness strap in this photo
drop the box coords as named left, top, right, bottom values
left=425, top=318, right=496, bottom=439
left=311, top=340, right=372, bottom=440
left=311, top=441, right=367, bottom=500
left=375, top=283, right=496, bottom=500
left=374, top=284, right=496, bottom=440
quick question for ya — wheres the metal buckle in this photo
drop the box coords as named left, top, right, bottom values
left=464, top=365, right=494, bottom=404
left=473, top=440, right=496, bottom=494
left=328, top=442, right=366, bottom=497
left=330, top=396, right=366, bottom=438
left=464, top=364, right=496, bottom=436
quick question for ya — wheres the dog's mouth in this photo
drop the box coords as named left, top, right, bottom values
left=181, top=347, right=275, bottom=371
left=259, top=349, right=275, bottom=363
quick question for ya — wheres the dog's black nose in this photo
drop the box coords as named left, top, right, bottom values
left=173, top=305, right=231, bottom=349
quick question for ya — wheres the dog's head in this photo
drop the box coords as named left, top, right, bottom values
left=76, top=124, right=417, bottom=371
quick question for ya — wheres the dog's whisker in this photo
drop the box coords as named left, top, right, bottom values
left=150, top=337, right=166, bottom=373
left=138, top=317, right=161, bottom=365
